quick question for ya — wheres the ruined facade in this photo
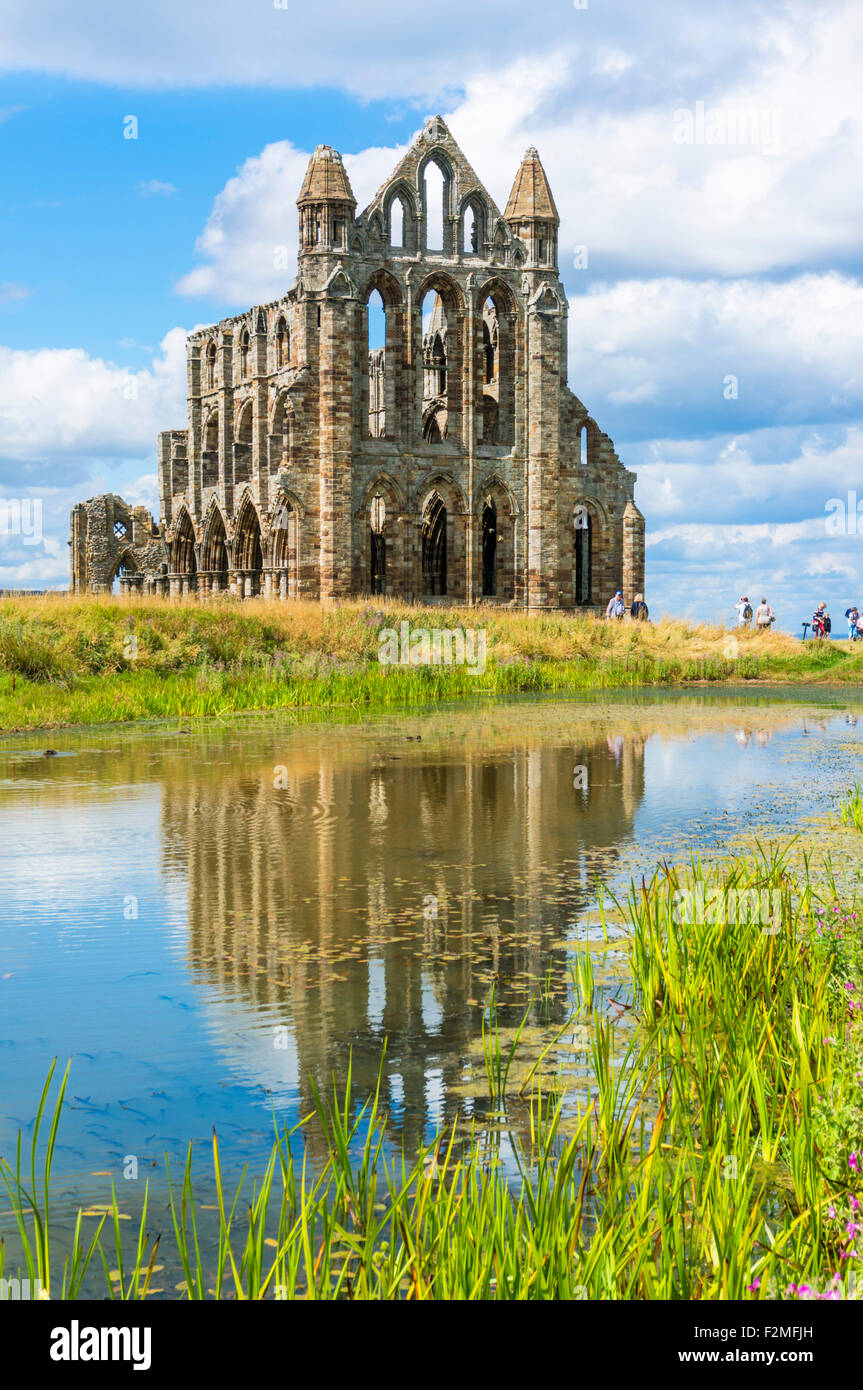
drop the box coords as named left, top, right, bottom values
left=70, top=117, right=645, bottom=609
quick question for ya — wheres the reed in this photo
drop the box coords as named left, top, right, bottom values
left=2, top=840, right=862, bottom=1300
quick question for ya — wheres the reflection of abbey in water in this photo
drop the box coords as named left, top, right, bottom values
left=160, top=733, right=645, bottom=1150
left=70, top=116, right=644, bottom=610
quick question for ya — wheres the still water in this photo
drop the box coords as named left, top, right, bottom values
left=1, top=687, right=862, bottom=1236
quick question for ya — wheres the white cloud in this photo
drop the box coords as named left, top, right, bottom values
left=138, top=179, right=178, bottom=197
left=567, top=273, right=863, bottom=439
left=0, top=328, right=187, bottom=461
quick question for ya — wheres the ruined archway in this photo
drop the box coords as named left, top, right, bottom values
left=233, top=495, right=263, bottom=598
left=200, top=504, right=229, bottom=596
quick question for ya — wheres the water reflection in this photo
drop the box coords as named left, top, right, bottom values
left=162, top=727, right=645, bottom=1154
left=0, top=692, right=860, bottom=1192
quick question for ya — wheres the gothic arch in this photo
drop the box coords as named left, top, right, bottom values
left=200, top=501, right=229, bottom=594
left=356, top=472, right=405, bottom=598
left=234, top=399, right=254, bottom=485
left=474, top=474, right=517, bottom=602
left=232, top=492, right=263, bottom=596
left=414, top=472, right=465, bottom=600
left=268, top=486, right=304, bottom=598
left=201, top=407, right=220, bottom=488
left=172, top=506, right=198, bottom=582
left=269, top=388, right=298, bottom=474
left=359, top=268, right=404, bottom=311
left=383, top=182, right=419, bottom=251
left=458, top=192, right=489, bottom=254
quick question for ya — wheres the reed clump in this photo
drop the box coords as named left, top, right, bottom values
left=3, top=826, right=863, bottom=1300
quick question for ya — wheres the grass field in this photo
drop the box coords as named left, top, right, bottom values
left=0, top=594, right=858, bottom=732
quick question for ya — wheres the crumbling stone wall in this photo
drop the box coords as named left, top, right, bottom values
left=69, top=495, right=166, bottom=594
left=71, top=117, right=644, bottom=611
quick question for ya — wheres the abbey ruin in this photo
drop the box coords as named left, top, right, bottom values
left=70, top=117, right=644, bottom=609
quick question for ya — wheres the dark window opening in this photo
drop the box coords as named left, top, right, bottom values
left=421, top=494, right=447, bottom=595
left=370, top=493, right=386, bottom=594
left=575, top=509, right=592, bottom=605
left=481, top=498, right=497, bottom=596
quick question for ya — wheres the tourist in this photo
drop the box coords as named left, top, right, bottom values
left=812, top=602, right=828, bottom=639
left=846, top=605, right=860, bottom=641
left=630, top=593, right=649, bottom=621
left=754, top=597, right=775, bottom=632
left=734, top=596, right=753, bottom=627
left=606, top=590, right=625, bottom=620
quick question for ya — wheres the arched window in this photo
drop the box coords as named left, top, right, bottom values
left=368, top=289, right=386, bottom=439
left=580, top=426, right=589, bottom=467
left=202, top=508, right=228, bottom=584
left=421, top=289, right=448, bottom=443
left=481, top=497, right=497, bottom=596
left=276, top=316, right=289, bottom=369
left=370, top=493, right=386, bottom=594
left=239, top=328, right=251, bottom=379
left=421, top=493, right=447, bottom=595
left=205, top=340, right=217, bottom=390
left=463, top=205, right=477, bottom=254
left=574, top=505, right=591, bottom=605
left=202, top=411, right=219, bottom=488
left=234, top=402, right=253, bottom=484
left=424, top=161, right=445, bottom=252
left=390, top=198, right=404, bottom=248
left=174, top=511, right=197, bottom=578
left=234, top=499, right=263, bottom=597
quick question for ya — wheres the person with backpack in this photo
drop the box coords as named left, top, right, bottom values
left=630, top=593, right=649, bottom=621
left=605, top=590, right=625, bottom=620
left=846, top=606, right=860, bottom=641
left=812, top=602, right=828, bottom=639
left=734, top=596, right=753, bottom=627
left=754, top=597, right=775, bottom=632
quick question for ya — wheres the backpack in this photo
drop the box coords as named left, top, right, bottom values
left=743, top=603, right=753, bottom=621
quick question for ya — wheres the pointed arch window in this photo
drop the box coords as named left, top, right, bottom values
left=239, top=327, right=251, bottom=379
left=205, top=340, right=217, bottom=390
left=276, top=317, right=289, bottom=369
left=574, top=505, right=592, bottom=606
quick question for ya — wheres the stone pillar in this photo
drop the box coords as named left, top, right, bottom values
left=622, top=499, right=645, bottom=609
left=318, top=294, right=355, bottom=600
left=525, top=288, right=562, bottom=609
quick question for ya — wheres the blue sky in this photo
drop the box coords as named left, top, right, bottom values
left=1, top=0, right=862, bottom=628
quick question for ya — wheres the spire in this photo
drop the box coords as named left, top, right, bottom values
left=297, top=145, right=356, bottom=207
left=504, top=147, right=559, bottom=225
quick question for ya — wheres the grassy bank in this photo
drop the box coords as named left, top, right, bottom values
left=0, top=594, right=858, bottom=732
left=4, top=825, right=863, bottom=1299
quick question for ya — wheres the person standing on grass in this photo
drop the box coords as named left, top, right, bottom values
left=630, top=593, right=649, bottom=621
left=846, top=605, right=860, bottom=641
left=605, top=590, right=625, bottom=620
left=812, top=602, right=827, bottom=638
left=734, top=596, right=753, bottom=627
left=754, top=597, right=775, bottom=632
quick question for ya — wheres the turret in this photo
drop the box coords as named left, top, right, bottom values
left=503, top=147, right=559, bottom=269
left=297, top=145, right=356, bottom=253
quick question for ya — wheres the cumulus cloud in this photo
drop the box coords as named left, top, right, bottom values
left=0, top=0, right=780, bottom=99
left=0, top=328, right=187, bottom=462
left=568, top=273, right=863, bottom=441
left=172, top=4, right=863, bottom=307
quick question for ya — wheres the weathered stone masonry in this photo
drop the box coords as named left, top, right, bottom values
left=70, top=117, right=645, bottom=609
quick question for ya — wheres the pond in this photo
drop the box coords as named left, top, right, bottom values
left=1, top=686, right=862, bottom=1260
